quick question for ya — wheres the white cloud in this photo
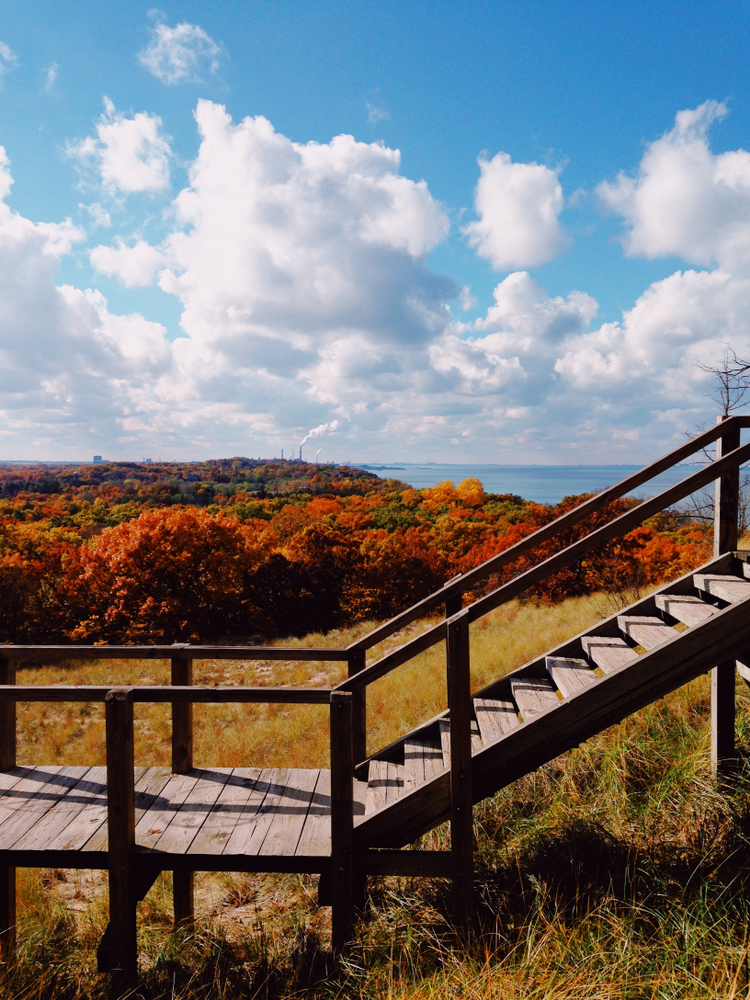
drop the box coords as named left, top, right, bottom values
left=0, top=41, right=17, bottom=82
left=463, top=152, right=565, bottom=269
left=598, top=100, right=750, bottom=273
left=68, top=98, right=171, bottom=196
left=139, top=21, right=224, bottom=85
left=43, top=62, right=58, bottom=92
left=367, top=101, right=390, bottom=125
left=90, top=239, right=166, bottom=287
left=79, top=202, right=112, bottom=228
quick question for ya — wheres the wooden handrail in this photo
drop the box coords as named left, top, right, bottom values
left=0, top=645, right=350, bottom=661
left=337, top=431, right=750, bottom=694
left=0, top=685, right=334, bottom=703
left=346, top=414, right=750, bottom=654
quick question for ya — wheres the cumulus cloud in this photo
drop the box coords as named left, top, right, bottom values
left=68, top=98, right=171, bottom=195
left=0, top=148, right=170, bottom=454
left=598, top=100, right=750, bottom=273
left=139, top=21, right=224, bottom=85
left=0, top=41, right=17, bottom=82
left=90, top=239, right=166, bottom=287
left=463, top=152, right=565, bottom=269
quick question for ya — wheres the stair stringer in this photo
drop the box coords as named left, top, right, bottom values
left=354, top=552, right=748, bottom=850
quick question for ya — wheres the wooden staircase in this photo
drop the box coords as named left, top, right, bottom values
left=2, top=416, right=750, bottom=993
left=353, top=553, right=750, bottom=853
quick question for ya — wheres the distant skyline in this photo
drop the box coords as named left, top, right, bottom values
left=2, top=2, right=750, bottom=463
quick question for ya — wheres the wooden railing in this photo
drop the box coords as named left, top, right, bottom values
left=0, top=648, right=358, bottom=963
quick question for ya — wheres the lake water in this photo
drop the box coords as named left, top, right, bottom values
left=359, top=463, right=702, bottom=505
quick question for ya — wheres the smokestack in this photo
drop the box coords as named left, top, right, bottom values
left=299, top=446, right=302, bottom=461
left=281, top=449, right=284, bottom=460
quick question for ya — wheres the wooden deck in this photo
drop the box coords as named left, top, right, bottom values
left=0, top=765, right=367, bottom=871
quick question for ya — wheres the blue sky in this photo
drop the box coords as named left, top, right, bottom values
left=1, top=1, right=750, bottom=463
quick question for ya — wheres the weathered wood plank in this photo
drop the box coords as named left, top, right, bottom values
left=404, top=737, right=443, bottom=787
left=0, top=767, right=83, bottom=850
left=546, top=656, right=597, bottom=698
left=84, top=766, right=172, bottom=852
left=188, top=769, right=263, bottom=855
left=581, top=636, right=639, bottom=674
left=365, top=759, right=389, bottom=814
left=511, top=676, right=560, bottom=721
left=439, top=719, right=451, bottom=768
left=296, top=769, right=331, bottom=857
left=259, top=769, right=320, bottom=856
left=135, top=771, right=202, bottom=850
left=385, top=763, right=405, bottom=804
left=222, top=769, right=281, bottom=856
left=655, top=594, right=717, bottom=627
left=15, top=767, right=106, bottom=852
left=152, top=769, right=232, bottom=856
left=473, top=698, right=519, bottom=743
left=694, top=573, right=750, bottom=603
left=618, top=616, right=676, bottom=650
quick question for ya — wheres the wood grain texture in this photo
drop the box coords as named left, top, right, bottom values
left=474, top=698, right=519, bottom=744
left=655, top=594, right=717, bottom=627
left=511, top=676, right=560, bottom=720
left=581, top=636, right=639, bottom=674
left=694, top=574, right=750, bottom=603
left=546, top=657, right=597, bottom=698
left=618, top=616, right=676, bottom=650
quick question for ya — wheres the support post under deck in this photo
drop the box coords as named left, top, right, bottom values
left=105, top=688, right=137, bottom=996
left=712, top=416, right=740, bottom=779
left=446, top=609, right=475, bottom=930
left=330, top=690, right=354, bottom=951
left=171, top=651, right=194, bottom=928
left=0, top=656, right=15, bottom=961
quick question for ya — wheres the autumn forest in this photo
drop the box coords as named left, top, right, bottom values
left=0, top=457, right=712, bottom=645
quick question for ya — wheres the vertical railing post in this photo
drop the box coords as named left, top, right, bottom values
left=330, top=690, right=354, bottom=952
left=0, top=657, right=15, bottom=961
left=444, top=575, right=463, bottom=619
left=171, top=648, right=194, bottom=928
left=446, top=608, right=474, bottom=930
left=347, top=650, right=366, bottom=767
left=105, top=688, right=137, bottom=995
left=712, top=416, right=741, bottom=779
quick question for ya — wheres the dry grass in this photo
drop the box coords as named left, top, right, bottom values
left=6, top=592, right=750, bottom=998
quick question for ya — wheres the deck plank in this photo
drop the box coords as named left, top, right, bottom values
left=16, top=767, right=107, bottom=852
left=83, top=766, right=173, bottom=852
left=152, top=769, right=232, bottom=855
left=259, top=769, right=320, bottom=856
left=474, top=698, right=519, bottom=743
left=237, top=768, right=293, bottom=856
left=618, top=616, right=676, bottom=650
left=655, top=594, right=718, bottom=627
left=694, top=573, right=750, bottom=603
left=222, top=768, right=278, bottom=856
left=296, top=769, right=331, bottom=857
left=581, top=636, right=639, bottom=674
left=135, top=771, right=203, bottom=851
left=511, top=677, right=560, bottom=721
left=188, top=768, right=263, bottom=855
left=0, top=767, right=84, bottom=850
left=365, top=759, right=390, bottom=814
left=546, top=657, right=598, bottom=698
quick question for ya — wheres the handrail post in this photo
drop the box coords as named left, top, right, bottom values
left=712, top=417, right=741, bottom=779
left=0, top=656, right=15, bottom=961
left=347, top=650, right=366, bottom=766
left=446, top=608, right=474, bottom=930
left=171, top=648, right=194, bottom=928
left=330, top=690, right=354, bottom=951
left=105, top=687, right=137, bottom=994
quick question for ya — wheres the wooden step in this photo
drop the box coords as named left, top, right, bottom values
left=618, top=615, right=676, bottom=650
left=581, top=635, right=638, bottom=674
left=655, top=594, right=717, bottom=627
left=546, top=656, right=597, bottom=697
left=404, top=736, right=444, bottom=787
left=693, top=573, right=750, bottom=603
left=365, top=760, right=405, bottom=814
left=473, top=697, right=520, bottom=744
left=439, top=719, right=451, bottom=768
left=511, top=676, right=560, bottom=721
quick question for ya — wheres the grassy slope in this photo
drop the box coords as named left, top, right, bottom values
left=6, top=593, right=750, bottom=998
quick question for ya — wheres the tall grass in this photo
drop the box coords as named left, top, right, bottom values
left=5, top=593, right=750, bottom=998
